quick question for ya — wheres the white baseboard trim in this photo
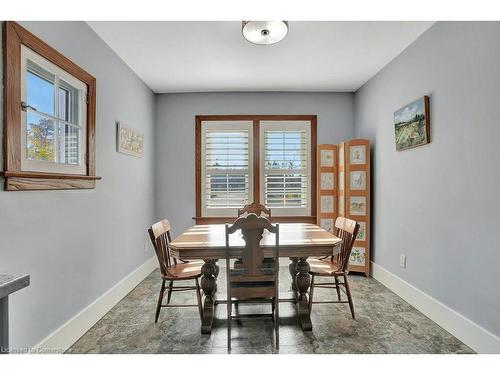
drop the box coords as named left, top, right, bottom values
left=32, top=256, right=157, bottom=353
left=371, top=261, right=500, bottom=354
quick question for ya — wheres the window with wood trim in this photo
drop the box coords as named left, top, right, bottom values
left=2, top=21, right=100, bottom=191
left=201, top=121, right=253, bottom=217
left=195, top=115, right=317, bottom=223
left=260, top=121, right=311, bottom=216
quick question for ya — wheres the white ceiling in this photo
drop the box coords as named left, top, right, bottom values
left=87, top=21, right=433, bottom=93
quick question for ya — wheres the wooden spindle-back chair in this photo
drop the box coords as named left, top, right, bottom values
left=237, top=203, right=273, bottom=268
left=148, top=219, right=203, bottom=323
left=308, top=217, right=360, bottom=318
left=225, top=214, right=279, bottom=351
left=237, top=202, right=272, bottom=219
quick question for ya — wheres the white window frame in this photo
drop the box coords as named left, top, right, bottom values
left=20, top=45, right=87, bottom=175
left=201, top=121, right=254, bottom=217
left=259, top=120, right=312, bottom=217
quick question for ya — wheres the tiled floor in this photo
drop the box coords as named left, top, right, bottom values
left=67, top=268, right=473, bottom=354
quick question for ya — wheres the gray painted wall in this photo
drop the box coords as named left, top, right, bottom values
left=0, top=22, right=156, bottom=348
left=4, top=20, right=497, bottom=349
left=154, top=92, right=354, bottom=234
left=354, top=22, right=500, bottom=336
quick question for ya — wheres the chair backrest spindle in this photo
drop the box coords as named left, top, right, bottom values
left=331, top=217, right=360, bottom=272
left=148, top=219, right=176, bottom=278
left=225, top=214, right=278, bottom=278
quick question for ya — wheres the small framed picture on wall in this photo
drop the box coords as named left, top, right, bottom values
left=117, top=122, right=144, bottom=157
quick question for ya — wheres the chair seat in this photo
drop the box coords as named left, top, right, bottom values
left=182, top=260, right=204, bottom=266
left=308, top=258, right=344, bottom=276
left=164, top=261, right=203, bottom=280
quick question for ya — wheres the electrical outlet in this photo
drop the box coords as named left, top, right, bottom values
left=144, top=241, right=149, bottom=253
left=400, top=254, right=406, bottom=268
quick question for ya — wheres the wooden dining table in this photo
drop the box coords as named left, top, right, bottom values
left=169, top=223, right=342, bottom=334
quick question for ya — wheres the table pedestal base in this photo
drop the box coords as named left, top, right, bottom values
left=289, top=257, right=312, bottom=331
left=199, top=257, right=314, bottom=334
left=200, top=259, right=219, bottom=334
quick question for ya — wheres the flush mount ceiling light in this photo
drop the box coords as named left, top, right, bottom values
left=242, top=21, right=289, bottom=45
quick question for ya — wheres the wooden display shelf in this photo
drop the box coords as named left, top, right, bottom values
left=317, top=140, right=371, bottom=277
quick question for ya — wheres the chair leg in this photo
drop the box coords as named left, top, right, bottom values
left=227, top=297, right=232, bottom=351
left=344, top=275, right=355, bottom=319
left=334, top=276, right=342, bottom=301
left=166, top=280, right=174, bottom=304
left=155, top=280, right=166, bottom=323
left=195, top=277, right=203, bottom=322
left=308, top=275, right=315, bottom=313
left=274, top=295, right=279, bottom=350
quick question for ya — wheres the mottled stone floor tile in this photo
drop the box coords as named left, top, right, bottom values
left=67, top=268, right=474, bottom=354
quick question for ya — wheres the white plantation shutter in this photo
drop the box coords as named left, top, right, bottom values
left=201, top=121, right=253, bottom=217
left=260, top=121, right=311, bottom=216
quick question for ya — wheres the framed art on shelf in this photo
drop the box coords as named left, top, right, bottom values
left=316, top=144, right=338, bottom=234
left=320, top=195, right=334, bottom=213
left=339, top=139, right=371, bottom=276
left=320, top=172, right=334, bottom=190
left=320, top=149, right=335, bottom=167
left=349, top=196, right=366, bottom=216
left=319, top=218, right=334, bottom=233
left=317, top=140, right=370, bottom=276
left=356, top=222, right=366, bottom=241
left=349, top=145, right=366, bottom=164
left=350, top=247, right=366, bottom=266
left=350, top=171, right=366, bottom=190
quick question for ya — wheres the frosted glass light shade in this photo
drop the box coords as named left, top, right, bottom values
left=242, top=21, right=288, bottom=45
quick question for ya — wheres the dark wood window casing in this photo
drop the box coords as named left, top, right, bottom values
left=195, top=115, right=317, bottom=224
left=1, top=21, right=101, bottom=191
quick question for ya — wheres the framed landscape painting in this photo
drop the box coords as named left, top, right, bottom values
left=394, top=96, right=430, bottom=151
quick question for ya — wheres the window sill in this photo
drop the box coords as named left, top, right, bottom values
left=193, top=216, right=317, bottom=225
left=1, top=171, right=102, bottom=191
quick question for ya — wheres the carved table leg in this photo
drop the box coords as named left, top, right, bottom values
left=200, top=259, right=218, bottom=334
left=0, top=296, right=8, bottom=353
left=289, top=257, right=298, bottom=291
left=289, top=257, right=312, bottom=331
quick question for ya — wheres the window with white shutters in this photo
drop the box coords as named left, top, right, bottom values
left=260, top=121, right=311, bottom=216
left=201, top=121, right=253, bottom=217
left=196, top=116, right=315, bottom=222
